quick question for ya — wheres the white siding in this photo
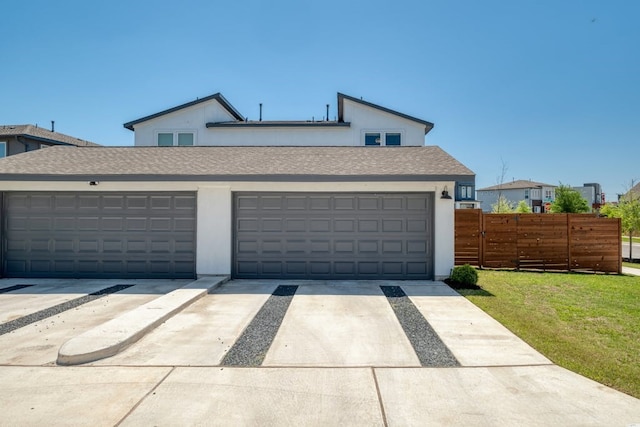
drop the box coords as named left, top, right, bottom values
left=132, top=97, right=427, bottom=147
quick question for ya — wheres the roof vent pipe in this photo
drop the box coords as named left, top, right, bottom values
left=51, top=120, right=55, bottom=132
left=259, top=103, right=262, bottom=122
left=326, top=104, right=329, bottom=121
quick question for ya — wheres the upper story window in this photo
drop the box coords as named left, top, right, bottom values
left=364, top=131, right=402, bottom=146
left=524, top=189, right=529, bottom=199
left=458, top=184, right=474, bottom=200
left=544, top=189, right=554, bottom=200
left=0, top=141, right=6, bottom=158
left=531, top=189, right=541, bottom=199
left=157, top=131, right=195, bottom=146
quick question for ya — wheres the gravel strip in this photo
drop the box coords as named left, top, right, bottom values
left=381, top=285, right=459, bottom=367
left=221, top=285, right=298, bottom=366
left=0, top=284, right=35, bottom=294
left=0, top=284, right=134, bottom=336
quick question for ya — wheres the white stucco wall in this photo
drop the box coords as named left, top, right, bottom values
left=0, top=180, right=455, bottom=280
left=131, top=97, right=427, bottom=147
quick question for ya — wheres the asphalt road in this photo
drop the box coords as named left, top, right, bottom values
left=622, top=241, right=640, bottom=260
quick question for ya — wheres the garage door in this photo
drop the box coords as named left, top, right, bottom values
left=234, top=192, right=434, bottom=279
left=2, top=192, right=196, bottom=278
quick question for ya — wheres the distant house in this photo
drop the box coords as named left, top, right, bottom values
left=0, top=124, right=100, bottom=158
left=573, top=183, right=604, bottom=211
left=477, top=180, right=556, bottom=213
left=0, top=92, right=476, bottom=281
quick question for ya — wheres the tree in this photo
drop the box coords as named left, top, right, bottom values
left=600, top=182, right=640, bottom=259
left=491, top=195, right=514, bottom=213
left=515, top=200, right=532, bottom=213
left=550, top=184, right=590, bottom=213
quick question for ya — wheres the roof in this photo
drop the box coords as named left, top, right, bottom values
left=0, top=146, right=474, bottom=182
left=123, top=93, right=245, bottom=131
left=337, top=93, right=434, bottom=135
left=478, top=180, right=556, bottom=191
left=206, top=120, right=350, bottom=128
left=0, top=125, right=100, bottom=147
left=124, top=92, right=434, bottom=134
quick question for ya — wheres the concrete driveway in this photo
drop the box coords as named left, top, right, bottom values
left=1, top=278, right=639, bottom=426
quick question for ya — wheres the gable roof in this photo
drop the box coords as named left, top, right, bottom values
left=0, top=125, right=100, bottom=147
left=337, top=93, right=434, bottom=135
left=123, top=93, right=245, bottom=131
left=478, top=180, right=555, bottom=191
left=0, top=146, right=474, bottom=182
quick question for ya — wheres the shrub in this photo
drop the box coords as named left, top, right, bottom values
left=450, top=264, right=479, bottom=286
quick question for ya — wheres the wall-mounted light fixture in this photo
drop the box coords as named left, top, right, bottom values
left=441, top=185, right=452, bottom=199
left=88, top=181, right=99, bottom=186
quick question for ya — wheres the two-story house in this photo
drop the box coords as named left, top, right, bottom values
left=477, top=180, right=556, bottom=213
left=0, top=92, right=475, bottom=281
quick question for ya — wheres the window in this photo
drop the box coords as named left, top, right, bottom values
left=524, top=189, right=529, bottom=199
left=458, top=184, right=474, bottom=200
left=385, top=133, right=401, bottom=146
left=544, top=189, right=553, bottom=200
left=363, top=131, right=402, bottom=146
left=365, top=133, right=381, bottom=146
left=157, top=131, right=195, bottom=146
left=0, top=141, right=6, bottom=158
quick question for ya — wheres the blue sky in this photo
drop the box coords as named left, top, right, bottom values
left=2, top=0, right=639, bottom=197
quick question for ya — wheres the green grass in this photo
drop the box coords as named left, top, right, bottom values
left=621, top=236, right=640, bottom=243
left=623, top=262, right=640, bottom=270
left=458, top=270, right=640, bottom=399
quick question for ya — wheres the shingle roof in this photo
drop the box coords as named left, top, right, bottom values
left=0, top=146, right=474, bottom=181
left=0, top=125, right=100, bottom=147
left=478, top=179, right=555, bottom=191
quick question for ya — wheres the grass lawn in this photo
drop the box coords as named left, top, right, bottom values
left=457, top=270, right=640, bottom=399
left=621, top=236, right=640, bottom=243
left=623, top=261, right=640, bottom=269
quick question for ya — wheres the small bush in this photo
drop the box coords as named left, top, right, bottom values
left=450, top=264, right=479, bottom=286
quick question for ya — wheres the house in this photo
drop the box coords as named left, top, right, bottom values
left=0, top=124, right=99, bottom=158
left=0, top=93, right=475, bottom=281
left=477, top=180, right=556, bottom=213
left=573, top=183, right=604, bottom=211
left=124, top=92, right=477, bottom=208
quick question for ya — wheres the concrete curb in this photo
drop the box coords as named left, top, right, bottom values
left=57, top=276, right=228, bottom=365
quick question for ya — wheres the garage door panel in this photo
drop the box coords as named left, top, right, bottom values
left=3, top=192, right=196, bottom=278
left=233, top=192, right=434, bottom=279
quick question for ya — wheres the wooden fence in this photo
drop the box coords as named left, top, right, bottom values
left=455, top=210, right=621, bottom=273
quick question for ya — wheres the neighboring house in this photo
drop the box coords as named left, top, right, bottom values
left=573, top=183, right=604, bottom=211
left=0, top=124, right=99, bottom=158
left=477, top=180, right=556, bottom=213
left=0, top=145, right=474, bottom=281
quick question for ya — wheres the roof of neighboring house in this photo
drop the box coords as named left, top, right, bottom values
left=0, top=146, right=474, bottom=182
left=478, top=180, right=555, bottom=191
left=0, top=125, right=100, bottom=147
left=123, top=93, right=245, bottom=130
left=337, top=93, right=434, bottom=135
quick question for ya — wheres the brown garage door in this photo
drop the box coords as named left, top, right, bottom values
left=2, top=192, right=196, bottom=278
left=233, top=192, right=434, bottom=279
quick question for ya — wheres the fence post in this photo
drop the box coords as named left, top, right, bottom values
left=567, top=214, right=572, bottom=272
left=618, top=217, right=622, bottom=274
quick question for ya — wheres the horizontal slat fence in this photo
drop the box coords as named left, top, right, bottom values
left=455, top=210, right=621, bottom=273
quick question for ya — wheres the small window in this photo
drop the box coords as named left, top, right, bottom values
left=158, top=133, right=173, bottom=146
left=0, top=141, right=6, bottom=158
left=157, top=131, right=195, bottom=146
left=365, top=133, right=381, bottom=146
left=178, top=133, right=194, bottom=146
left=524, top=189, right=529, bottom=199
left=385, top=133, right=401, bottom=146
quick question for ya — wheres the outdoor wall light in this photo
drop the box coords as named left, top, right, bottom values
left=441, top=186, right=452, bottom=199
